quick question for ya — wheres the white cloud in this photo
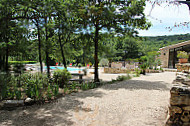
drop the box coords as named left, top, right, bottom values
left=139, top=1, right=190, bottom=36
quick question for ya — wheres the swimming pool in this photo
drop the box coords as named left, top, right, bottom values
left=44, top=66, right=83, bottom=71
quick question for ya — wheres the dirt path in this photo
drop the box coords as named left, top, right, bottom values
left=0, top=72, right=176, bottom=126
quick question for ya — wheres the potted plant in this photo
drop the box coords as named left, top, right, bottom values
left=177, top=51, right=189, bottom=64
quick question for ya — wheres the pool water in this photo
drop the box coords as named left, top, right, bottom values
left=44, top=66, right=82, bottom=71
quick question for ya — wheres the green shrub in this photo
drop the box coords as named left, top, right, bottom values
left=53, top=69, right=72, bottom=88
left=116, top=75, right=131, bottom=81
left=20, top=73, right=48, bottom=100
left=80, top=82, right=97, bottom=90
left=139, top=63, right=148, bottom=75
left=134, top=68, right=140, bottom=77
left=0, top=73, right=59, bottom=101
left=0, top=73, right=13, bottom=100
left=99, top=58, right=109, bottom=67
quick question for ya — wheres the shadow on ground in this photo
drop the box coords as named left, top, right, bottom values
left=0, top=90, right=105, bottom=126
left=0, top=78, right=171, bottom=126
left=101, top=79, right=171, bottom=91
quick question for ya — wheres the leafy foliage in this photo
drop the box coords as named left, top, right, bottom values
left=116, top=75, right=131, bottom=81
left=0, top=73, right=59, bottom=101
left=53, top=69, right=72, bottom=88
left=177, top=51, right=189, bottom=59
left=141, top=33, right=190, bottom=53
left=8, top=61, right=37, bottom=64
left=99, top=58, right=109, bottom=67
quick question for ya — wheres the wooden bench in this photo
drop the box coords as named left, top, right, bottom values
left=70, top=73, right=84, bottom=84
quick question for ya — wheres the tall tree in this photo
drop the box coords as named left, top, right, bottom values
left=75, top=0, right=151, bottom=83
left=54, top=1, right=78, bottom=69
left=0, top=0, right=29, bottom=72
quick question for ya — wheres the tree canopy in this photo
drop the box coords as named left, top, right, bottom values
left=0, top=0, right=152, bottom=82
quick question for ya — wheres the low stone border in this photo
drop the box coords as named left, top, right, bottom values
left=166, top=72, right=190, bottom=126
left=0, top=98, right=34, bottom=110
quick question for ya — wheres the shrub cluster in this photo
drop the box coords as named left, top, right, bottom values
left=0, top=73, right=59, bottom=101
left=116, top=74, right=131, bottom=81
left=53, top=69, right=72, bottom=88
left=0, top=68, right=133, bottom=103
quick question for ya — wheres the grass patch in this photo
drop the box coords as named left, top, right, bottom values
left=9, top=61, right=37, bottom=64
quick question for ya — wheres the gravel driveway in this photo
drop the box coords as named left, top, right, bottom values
left=0, top=72, right=176, bottom=126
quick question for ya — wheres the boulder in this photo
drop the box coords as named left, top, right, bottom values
left=24, top=98, right=34, bottom=105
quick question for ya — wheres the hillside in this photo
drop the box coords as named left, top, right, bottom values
left=142, top=33, right=190, bottom=51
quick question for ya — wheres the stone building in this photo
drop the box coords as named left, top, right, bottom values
left=159, top=40, right=190, bottom=68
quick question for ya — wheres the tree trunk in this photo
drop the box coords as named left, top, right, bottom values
left=45, top=17, right=50, bottom=77
left=0, top=54, right=3, bottom=71
left=36, top=21, right=43, bottom=73
left=2, top=55, right=5, bottom=71
left=5, top=21, right=9, bottom=73
left=94, top=26, right=99, bottom=83
left=83, top=46, right=85, bottom=66
left=5, top=37, right=9, bottom=73
left=58, top=29, right=67, bottom=69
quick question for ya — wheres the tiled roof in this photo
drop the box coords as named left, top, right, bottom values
left=160, top=40, right=190, bottom=50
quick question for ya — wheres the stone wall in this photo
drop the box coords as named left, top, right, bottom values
left=166, top=72, right=190, bottom=126
left=176, top=63, right=190, bottom=72
left=104, top=68, right=130, bottom=73
left=111, top=62, right=123, bottom=68
left=159, top=48, right=169, bottom=68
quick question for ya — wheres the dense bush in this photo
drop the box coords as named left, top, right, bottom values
left=116, top=74, right=131, bottom=81
left=0, top=73, right=59, bottom=101
left=80, top=82, right=97, bottom=90
left=139, top=63, right=148, bottom=75
left=53, top=69, right=72, bottom=88
left=134, top=68, right=140, bottom=77
left=0, top=73, right=12, bottom=100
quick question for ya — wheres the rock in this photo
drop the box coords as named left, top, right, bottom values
left=181, top=111, right=190, bottom=123
left=24, top=98, right=34, bottom=105
left=170, top=95, right=190, bottom=106
left=168, top=73, right=190, bottom=125
left=183, top=123, right=190, bottom=126
left=183, top=80, right=190, bottom=86
left=183, top=106, right=190, bottom=111
left=176, top=72, right=188, bottom=77
left=169, top=106, right=182, bottom=113
left=4, top=100, right=24, bottom=108
left=0, top=101, right=5, bottom=109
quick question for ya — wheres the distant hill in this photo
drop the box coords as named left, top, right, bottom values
left=142, top=33, right=190, bottom=51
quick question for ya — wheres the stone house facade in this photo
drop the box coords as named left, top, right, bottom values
left=159, top=40, right=190, bottom=68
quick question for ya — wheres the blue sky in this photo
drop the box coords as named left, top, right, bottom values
left=138, top=1, right=190, bottom=36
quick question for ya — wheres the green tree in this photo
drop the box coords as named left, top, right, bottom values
left=0, top=0, right=31, bottom=72
left=75, top=0, right=151, bottom=82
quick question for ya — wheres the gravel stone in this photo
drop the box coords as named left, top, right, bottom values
left=0, top=72, right=176, bottom=126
